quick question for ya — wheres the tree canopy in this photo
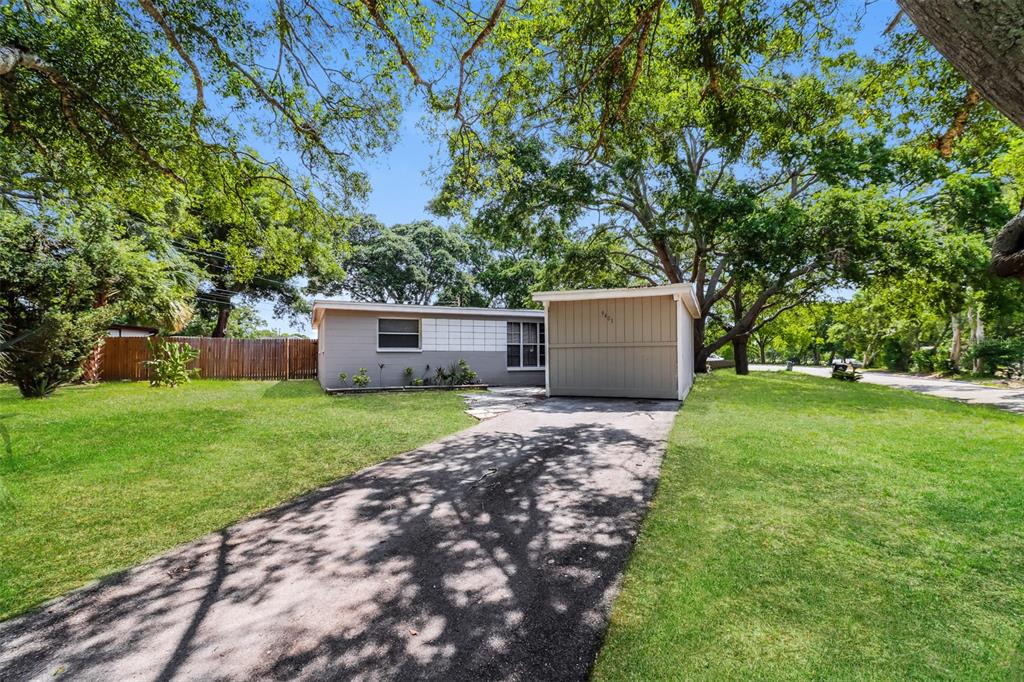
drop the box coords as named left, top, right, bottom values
left=2, top=0, right=1023, bottom=393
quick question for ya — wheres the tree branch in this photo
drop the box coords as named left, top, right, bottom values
left=136, top=0, right=205, bottom=125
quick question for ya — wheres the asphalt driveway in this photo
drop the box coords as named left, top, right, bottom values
left=0, top=396, right=678, bottom=681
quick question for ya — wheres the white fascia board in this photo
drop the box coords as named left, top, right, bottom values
left=536, top=280, right=696, bottom=309
left=311, top=300, right=544, bottom=326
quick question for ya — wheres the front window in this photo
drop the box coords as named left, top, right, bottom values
left=507, top=321, right=545, bottom=368
left=378, top=318, right=420, bottom=350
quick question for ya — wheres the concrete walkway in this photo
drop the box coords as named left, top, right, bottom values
left=0, top=397, right=678, bottom=681
left=750, top=364, right=1024, bottom=414
left=460, top=387, right=546, bottom=420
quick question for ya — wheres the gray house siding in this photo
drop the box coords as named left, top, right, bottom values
left=318, top=309, right=545, bottom=390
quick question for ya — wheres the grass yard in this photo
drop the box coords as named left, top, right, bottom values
left=0, top=380, right=474, bottom=621
left=595, top=372, right=1024, bottom=681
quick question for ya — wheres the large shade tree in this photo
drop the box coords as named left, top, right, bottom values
left=895, top=1, right=1024, bottom=280
left=0, top=0, right=410, bottom=382
left=0, top=0, right=405, bottom=204
left=171, top=159, right=349, bottom=336
left=421, top=1, right=920, bottom=372
left=335, top=217, right=481, bottom=306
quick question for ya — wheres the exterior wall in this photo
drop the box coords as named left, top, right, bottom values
left=318, top=309, right=545, bottom=389
left=547, top=295, right=679, bottom=399
left=678, top=299, right=695, bottom=399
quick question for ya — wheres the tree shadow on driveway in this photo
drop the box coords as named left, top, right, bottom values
left=0, top=398, right=678, bottom=681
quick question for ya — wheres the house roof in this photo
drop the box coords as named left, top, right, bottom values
left=311, top=300, right=544, bottom=327
left=107, top=323, right=159, bottom=335
left=532, top=283, right=701, bottom=318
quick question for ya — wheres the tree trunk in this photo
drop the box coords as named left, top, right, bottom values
left=991, top=210, right=1024, bottom=281
left=732, top=334, right=750, bottom=375
left=971, top=306, right=985, bottom=374
left=897, top=1, right=1024, bottom=129
left=950, top=313, right=962, bottom=369
left=80, top=341, right=104, bottom=384
left=758, top=342, right=766, bottom=364
left=897, top=2, right=1024, bottom=279
left=693, top=316, right=710, bottom=373
left=212, top=305, right=231, bottom=337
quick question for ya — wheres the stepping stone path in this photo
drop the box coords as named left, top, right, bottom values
left=461, top=386, right=545, bottom=419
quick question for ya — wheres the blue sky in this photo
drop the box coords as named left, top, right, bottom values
left=256, top=0, right=901, bottom=335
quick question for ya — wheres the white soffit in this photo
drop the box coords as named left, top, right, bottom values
left=532, top=283, right=700, bottom=318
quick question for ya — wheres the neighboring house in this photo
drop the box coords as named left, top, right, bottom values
left=312, top=301, right=546, bottom=390
left=533, top=283, right=700, bottom=400
left=313, top=284, right=701, bottom=400
left=107, top=324, right=158, bottom=338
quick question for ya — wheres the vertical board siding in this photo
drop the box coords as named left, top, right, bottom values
left=98, top=337, right=318, bottom=381
left=548, top=295, right=678, bottom=399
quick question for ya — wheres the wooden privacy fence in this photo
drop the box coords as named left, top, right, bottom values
left=98, top=337, right=318, bottom=381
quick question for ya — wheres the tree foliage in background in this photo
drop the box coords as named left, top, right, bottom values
left=334, top=216, right=543, bottom=308
left=0, top=0, right=411, bottom=394
left=170, top=159, right=349, bottom=336
left=0, top=209, right=194, bottom=396
left=336, top=217, right=480, bottom=306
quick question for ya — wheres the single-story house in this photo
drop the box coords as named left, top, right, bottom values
left=311, top=301, right=547, bottom=390
left=532, top=283, right=700, bottom=400
left=313, top=283, right=701, bottom=400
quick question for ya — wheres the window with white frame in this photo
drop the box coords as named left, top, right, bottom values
left=378, top=318, right=420, bottom=350
left=507, top=321, right=545, bottom=368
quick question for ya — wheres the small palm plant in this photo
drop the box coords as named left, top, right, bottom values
left=144, top=339, right=200, bottom=387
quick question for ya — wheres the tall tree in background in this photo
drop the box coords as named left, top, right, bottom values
left=173, top=160, right=348, bottom=336
left=337, top=217, right=482, bottom=306
left=0, top=0, right=411, bottom=390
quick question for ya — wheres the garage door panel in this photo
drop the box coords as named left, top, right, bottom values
left=548, top=296, right=678, bottom=400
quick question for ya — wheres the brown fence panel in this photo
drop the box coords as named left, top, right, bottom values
left=97, top=336, right=318, bottom=381
left=287, top=338, right=318, bottom=379
left=99, top=337, right=151, bottom=381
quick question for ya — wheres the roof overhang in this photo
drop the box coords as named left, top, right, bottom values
left=311, top=300, right=544, bottom=327
left=532, top=283, right=700, bottom=318
left=107, top=324, right=159, bottom=335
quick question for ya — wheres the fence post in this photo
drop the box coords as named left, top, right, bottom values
left=285, top=337, right=290, bottom=380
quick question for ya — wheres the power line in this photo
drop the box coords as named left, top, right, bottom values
left=171, top=244, right=295, bottom=289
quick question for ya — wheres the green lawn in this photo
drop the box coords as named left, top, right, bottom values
left=595, top=372, right=1024, bottom=681
left=0, top=380, right=474, bottom=621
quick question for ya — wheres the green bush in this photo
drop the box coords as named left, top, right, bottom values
left=352, top=368, right=371, bottom=387
left=967, top=338, right=1024, bottom=377
left=434, top=358, right=478, bottom=386
left=880, top=338, right=910, bottom=372
left=910, top=349, right=936, bottom=373
left=8, top=310, right=111, bottom=397
left=338, top=371, right=348, bottom=386
left=403, top=367, right=415, bottom=385
left=144, top=339, right=200, bottom=387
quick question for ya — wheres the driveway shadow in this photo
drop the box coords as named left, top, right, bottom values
left=0, top=398, right=677, bottom=681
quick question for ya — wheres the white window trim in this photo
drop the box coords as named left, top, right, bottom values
left=377, top=318, right=422, bottom=352
left=506, top=320, right=546, bottom=370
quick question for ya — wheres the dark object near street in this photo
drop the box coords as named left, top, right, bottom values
left=831, top=362, right=862, bottom=382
